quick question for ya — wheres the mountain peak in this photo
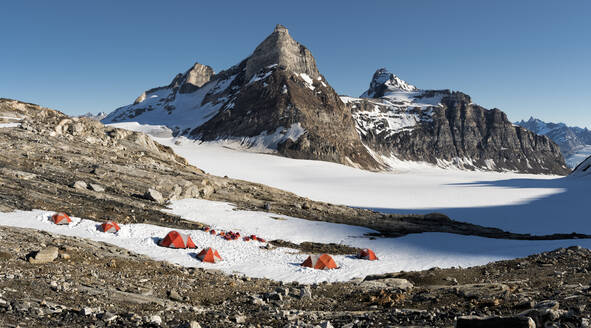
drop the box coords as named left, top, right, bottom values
left=179, top=62, right=215, bottom=93
left=361, top=68, right=418, bottom=98
left=245, top=25, right=320, bottom=81
left=274, top=24, right=288, bottom=33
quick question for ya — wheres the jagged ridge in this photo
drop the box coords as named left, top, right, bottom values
left=345, top=69, right=569, bottom=175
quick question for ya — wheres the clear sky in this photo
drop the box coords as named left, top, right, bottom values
left=1, top=1, right=589, bottom=127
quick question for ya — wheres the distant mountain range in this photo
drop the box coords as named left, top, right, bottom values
left=515, top=117, right=591, bottom=168
left=103, top=25, right=568, bottom=175
left=78, top=112, right=108, bottom=121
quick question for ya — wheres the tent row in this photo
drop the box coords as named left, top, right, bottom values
left=51, top=212, right=120, bottom=233
left=50, top=212, right=379, bottom=270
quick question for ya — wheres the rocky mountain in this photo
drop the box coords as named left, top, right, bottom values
left=103, top=25, right=568, bottom=175
left=343, top=69, right=569, bottom=175
left=515, top=117, right=591, bottom=168
left=103, top=25, right=380, bottom=170
left=78, top=111, right=108, bottom=121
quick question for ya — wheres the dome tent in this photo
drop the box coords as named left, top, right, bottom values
left=357, top=248, right=378, bottom=261
left=197, top=247, right=222, bottom=263
left=301, top=254, right=338, bottom=270
left=51, top=212, right=72, bottom=225
left=159, top=231, right=196, bottom=249
left=100, top=221, right=121, bottom=233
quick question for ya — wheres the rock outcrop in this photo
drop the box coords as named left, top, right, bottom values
left=345, top=69, right=569, bottom=175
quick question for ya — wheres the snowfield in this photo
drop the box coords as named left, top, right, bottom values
left=0, top=120, right=587, bottom=283
left=2, top=200, right=591, bottom=284
left=107, top=122, right=589, bottom=236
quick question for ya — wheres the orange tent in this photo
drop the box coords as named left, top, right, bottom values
left=51, top=212, right=72, bottom=225
left=358, top=248, right=378, bottom=261
left=100, top=221, right=121, bottom=233
left=301, top=254, right=338, bottom=270
left=159, top=231, right=196, bottom=249
left=197, top=247, right=222, bottom=263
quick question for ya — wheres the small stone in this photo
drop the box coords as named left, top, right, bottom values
left=534, top=300, right=559, bottom=310
left=59, top=252, right=71, bottom=260
left=188, top=321, right=202, bottom=328
left=81, top=307, right=94, bottom=315
left=72, top=180, right=88, bottom=190
left=89, top=183, right=105, bottom=192
left=28, top=246, right=59, bottom=264
left=101, top=312, right=118, bottom=322
left=168, top=289, right=183, bottom=302
left=234, top=315, right=246, bottom=324
left=149, top=315, right=162, bottom=325
left=144, top=188, right=164, bottom=204
left=319, top=321, right=334, bottom=328
left=299, top=286, right=312, bottom=299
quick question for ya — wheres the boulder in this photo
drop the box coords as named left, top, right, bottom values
left=89, top=183, right=105, bottom=192
left=144, top=188, right=164, bottom=204
left=28, top=246, right=59, bottom=264
left=72, top=180, right=88, bottom=190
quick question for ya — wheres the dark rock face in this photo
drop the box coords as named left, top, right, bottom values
left=515, top=117, right=591, bottom=168
left=103, top=25, right=381, bottom=170
left=348, top=70, right=570, bottom=175
left=103, top=27, right=567, bottom=174
left=191, top=65, right=380, bottom=169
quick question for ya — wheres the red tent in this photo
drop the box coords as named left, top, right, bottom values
left=159, top=231, right=196, bottom=249
left=301, top=254, right=338, bottom=270
left=358, top=248, right=378, bottom=261
left=100, top=221, right=120, bottom=233
left=51, top=212, right=72, bottom=225
left=197, top=247, right=222, bottom=263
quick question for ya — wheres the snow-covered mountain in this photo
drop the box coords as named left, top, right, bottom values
left=103, top=24, right=380, bottom=170
left=78, top=111, right=108, bottom=121
left=343, top=69, right=569, bottom=175
left=103, top=26, right=568, bottom=175
left=515, top=117, right=591, bottom=168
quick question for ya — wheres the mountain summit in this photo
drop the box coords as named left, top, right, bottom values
left=245, top=24, right=320, bottom=81
left=361, top=68, right=418, bottom=98
left=104, top=27, right=568, bottom=175
left=103, top=25, right=381, bottom=170
left=344, top=68, right=569, bottom=174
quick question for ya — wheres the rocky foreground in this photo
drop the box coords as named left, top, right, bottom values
left=1, top=98, right=590, bottom=327
left=1, top=226, right=590, bottom=327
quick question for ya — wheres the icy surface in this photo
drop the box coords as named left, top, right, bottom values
left=107, top=122, right=589, bottom=237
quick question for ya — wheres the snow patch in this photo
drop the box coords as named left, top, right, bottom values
left=299, top=73, right=315, bottom=90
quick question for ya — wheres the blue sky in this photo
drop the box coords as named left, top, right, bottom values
left=1, top=1, right=590, bottom=127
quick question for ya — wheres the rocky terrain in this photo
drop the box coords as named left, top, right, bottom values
left=345, top=69, right=569, bottom=175
left=1, top=98, right=590, bottom=327
left=0, top=98, right=583, bottom=241
left=1, top=225, right=590, bottom=327
left=101, top=25, right=567, bottom=175
left=516, top=117, right=591, bottom=168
